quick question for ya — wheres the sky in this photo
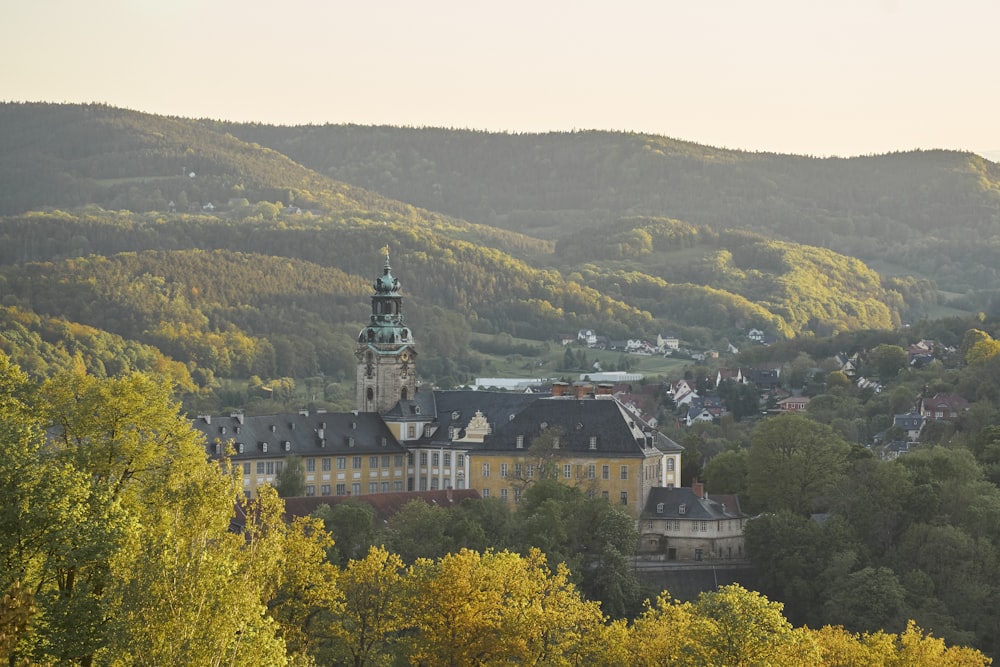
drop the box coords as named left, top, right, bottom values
left=3, top=0, right=999, bottom=159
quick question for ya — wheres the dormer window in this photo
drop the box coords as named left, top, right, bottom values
left=589, top=436, right=597, bottom=450
left=237, top=443, right=244, bottom=454
left=552, top=437, right=560, bottom=449
left=656, top=502, right=664, bottom=514
left=679, top=503, right=687, bottom=515
left=262, top=442, right=268, bottom=453
left=516, top=435, right=524, bottom=449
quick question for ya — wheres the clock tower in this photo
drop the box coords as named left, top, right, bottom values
left=356, top=251, right=417, bottom=413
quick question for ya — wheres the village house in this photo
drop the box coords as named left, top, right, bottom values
left=639, top=481, right=746, bottom=561
left=920, top=392, right=970, bottom=420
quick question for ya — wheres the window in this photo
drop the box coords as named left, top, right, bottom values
left=647, top=519, right=653, bottom=529
left=500, top=463, right=509, bottom=478
left=395, top=455, right=405, bottom=467
left=700, top=521, right=708, bottom=532
left=620, top=465, right=628, bottom=480
left=666, top=458, right=675, bottom=471
left=444, top=452, right=451, bottom=466
left=602, top=490, right=609, bottom=499
left=420, top=452, right=428, bottom=466
left=514, top=488, right=522, bottom=504
left=500, top=488, right=508, bottom=500
left=482, top=463, right=491, bottom=478
left=322, top=458, right=331, bottom=471
left=526, top=464, right=535, bottom=478
left=370, top=456, right=379, bottom=468
left=336, top=483, right=346, bottom=495
left=602, top=465, right=610, bottom=480
left=265, top=462, right=274, bottom=475
left=457, top=454, right=465, bottom=466
left=352, top=456, right=362, bottom=469
left=256, top=462, right=265, bottom=474
left=394, top=481, right=403, bottom=491
left=431, top=478, right=439, bottom=490
left=563, top=464, right=571, bottom=479
left=516, top=435, right=524, bottom=448
left=305, top=485, right=315, bottom=496
left=351, top=483, right=361, bottom=496
left=656, top=502, right=664, bottom=514
left=407, top=424, right=416, bottom=438
left=482, top=488, right=490, bottom=498
left=321, top=484, right=331, bottom=496
left=432, top=453, right=439, bottom=466
left=620, top=491, right=628, bottom=505
left=242, top=462, right=251, bottom=475
left=275, top=461, right=283, bottom=474
left=337, top=456, right=346, bottom=470
left=589, top=436, right=597, bottom=450
left=369, top=482, right=379, bottom=494
left=306, top=458, right=316, bottom=472
left=552, top=436, right=560, bottom=449
left=514, top=463, right=522, bottom=478
left=587, top=464, right=596, bottom=479
left=381, top=482, right=389, bottom=492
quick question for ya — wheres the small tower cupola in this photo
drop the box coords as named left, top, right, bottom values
left=355, top=249, right=418, bottom=414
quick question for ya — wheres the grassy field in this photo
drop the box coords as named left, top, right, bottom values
left=469, top=332, right=690, bottom=382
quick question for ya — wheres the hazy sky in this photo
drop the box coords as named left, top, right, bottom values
left=3, top=0, right=998, bottom=158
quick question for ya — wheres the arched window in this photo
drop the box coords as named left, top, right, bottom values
left=366, top=388, right=374, bottom=401
left=401, top=387, right=409, bottom=401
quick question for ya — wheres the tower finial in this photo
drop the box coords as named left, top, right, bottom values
left=381, top=245, right=390, bottom=264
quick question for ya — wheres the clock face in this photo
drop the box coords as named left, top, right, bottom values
left=400, top=351, right=409, bottom=361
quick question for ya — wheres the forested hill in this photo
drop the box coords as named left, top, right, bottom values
left=222, top=122, right=1000, bottom=301
left=0, top=102, right=983, bottom=400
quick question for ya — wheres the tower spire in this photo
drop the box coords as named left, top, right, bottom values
left=356, top=251, right=417, bottom=413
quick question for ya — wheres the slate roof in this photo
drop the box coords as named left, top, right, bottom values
left=474, top=396, right=665, bottom=457
left=282, top=489, right=480, bottom=522
left=641, top=487, right=744, bottom=521
left=380, top=388, right=437, bottom=422
left=421, top=390, right=543, bottom=446
left=193, top=409, right=405, bottom=460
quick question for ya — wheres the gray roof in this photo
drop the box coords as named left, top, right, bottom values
left=193, top=409, right=405, bottom=460
left=476, top=396, right=658, bottom=457
left=380, top=388, right=437, bottom=421
left=642, top=487, right=744, bottom=520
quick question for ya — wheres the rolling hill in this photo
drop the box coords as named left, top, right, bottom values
left=0, top=102, right=994, bottom=410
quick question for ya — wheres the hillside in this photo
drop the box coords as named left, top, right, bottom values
left=0, top=102, right=980, bottom=408
left=223, top=122, right=1000, bottom=303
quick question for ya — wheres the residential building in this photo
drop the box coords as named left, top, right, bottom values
left=639, top=481, right=746, bottom=561
left=920, top=393, right=969, bottom=420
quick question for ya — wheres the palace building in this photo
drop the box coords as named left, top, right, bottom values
left=194, top=252, right=683, bottom=514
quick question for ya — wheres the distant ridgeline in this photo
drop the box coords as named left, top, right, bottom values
left=0, top=102, right=996, bottom=388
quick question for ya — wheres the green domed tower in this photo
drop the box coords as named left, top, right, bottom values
left=356, top=251, right=417, bottom=413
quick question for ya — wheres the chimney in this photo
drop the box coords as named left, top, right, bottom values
left=596, top=383, right=614, bottom=397
left=691, top=479, right=705, bottom=500
left=551, top=381, right=569, bottom=397
left=573, top=382, right=594, bottom=399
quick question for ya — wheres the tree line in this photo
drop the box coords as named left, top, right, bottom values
left=1, top=352, right=990, bottom=666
